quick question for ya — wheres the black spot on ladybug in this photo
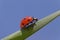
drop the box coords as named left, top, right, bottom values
left=22, top=23, right=24, bottom=25
left=27, top=19, right=30, bottom=21
left=26, top=23, right=28, bottom=25
left=24, top=18, right=26, bottom=20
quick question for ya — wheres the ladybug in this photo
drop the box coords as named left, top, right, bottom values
left=20, top=16, right=38, bottom=29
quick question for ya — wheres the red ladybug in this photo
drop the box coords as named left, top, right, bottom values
left=20, top=16, right=38, bottom=29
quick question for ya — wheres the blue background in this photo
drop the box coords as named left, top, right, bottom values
left=0, top=0, right=60, bottom=40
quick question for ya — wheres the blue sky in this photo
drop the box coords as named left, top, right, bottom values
left=0, top=0, right=60, bottom=40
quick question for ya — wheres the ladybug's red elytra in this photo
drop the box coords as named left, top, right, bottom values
left=20, top=16, right=38, bottom=29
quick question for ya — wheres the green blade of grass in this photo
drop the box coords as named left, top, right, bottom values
left=2, top=10, right=60, bottom=40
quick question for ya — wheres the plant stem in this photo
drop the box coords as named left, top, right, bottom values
left=2, top=10, right=60, bottom=40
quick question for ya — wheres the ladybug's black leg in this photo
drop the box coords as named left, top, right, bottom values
left=25, top=23, right=30, bottom=28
